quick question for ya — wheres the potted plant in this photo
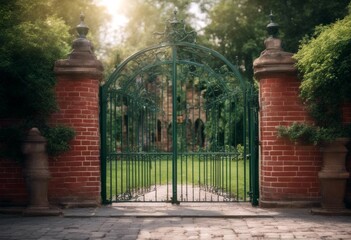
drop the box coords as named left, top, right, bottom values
left=277, top=9, right=351, bottom=210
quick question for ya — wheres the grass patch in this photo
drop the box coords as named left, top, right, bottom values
left=104, top=153, right=251, bottom=202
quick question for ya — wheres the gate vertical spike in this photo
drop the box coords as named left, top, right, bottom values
left=100, top=10, right=255, bottom=205
left=171, top=45, right=180, bottom=205
left=100, top=85, right=108, bottom=203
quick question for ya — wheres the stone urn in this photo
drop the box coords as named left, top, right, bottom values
left=22, top=128, right=61, bottom=216
left=318, top=138, right=350, bottom=210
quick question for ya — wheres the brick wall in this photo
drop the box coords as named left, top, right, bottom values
left=0, top=119, right=27, bottom=206
left=0, top=76, right=101, bottom=207
left=48, top=77, right=101, bottom=205
left=259, top=77, right=322, bottom=206
left=0, top=158, right=27, bottom=206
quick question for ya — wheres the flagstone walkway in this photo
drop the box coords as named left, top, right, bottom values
left=1, top=203, right=351, bottom=239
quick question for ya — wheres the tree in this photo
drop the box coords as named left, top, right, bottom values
left=251, top=0, right=350, bottom=52
left=50, top=0, right=109, bottom=49
left=203, top=0, right=350, bottom=81
left=0, top=0, right=70, bottom=119
left=0, top=0, right=108, bottom=158
left=204, top=0, right=266, bottom=81
left=106, top=0, right=197, bottom=65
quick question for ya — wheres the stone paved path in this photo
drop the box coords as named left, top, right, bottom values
left=135, top=185, right=232, bottom=202
left=1, top=204, right=351, bottom=239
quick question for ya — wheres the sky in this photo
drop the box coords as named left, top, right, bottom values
left=95, top=0, right=129, bottom=45
left=97, top=0, right=208, bottom=44
left=98, top=0, right=128, bottom=30
left=96, top=0, right=207, bottom=34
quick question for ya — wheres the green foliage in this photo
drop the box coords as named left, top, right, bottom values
left=103, top=0, right=349, bottom=81
left=0, top=126, right=24, bottom=161
left=0, top=0, right=107, bottom=159
left=294, top=12, right=351, bottom=128
left=50, top=0, right=109, bottom=49
left=277, top=122, right=351, bottom=145
left=43, top=125, right=75, bottom=157
left=106, top=156, right=250, bottom=201
left=102, top=0, right=196, bottom=73
left=0, top=0, right=109, bottom=120
left=277, top=123, right=319, bottom=144
left=0, top=1, right=70, bottom=119
left=0, top=123, right=75, bottom=161
left=225, top=144, right=245, bottom=160
left=203, top=0, right=350, bottom=81
left=277, top=8, right=351, bottom=144
left=204, top=0, right=266, bottom=81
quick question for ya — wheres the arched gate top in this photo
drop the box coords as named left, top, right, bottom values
left=101, top=10, right=246, bottom=96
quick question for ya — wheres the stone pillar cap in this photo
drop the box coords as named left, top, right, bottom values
left=253, top=37, right=296, bottom=79
left=54, top=14, right=103, bottom=80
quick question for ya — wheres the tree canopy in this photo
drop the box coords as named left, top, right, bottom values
left=1, top=0, right=349, bottom=119
left=0, top=0, right=108, bottom=120
left=0, top=0, right=108, bottom=159
left=203, top=0, right=350, bottom=80
left=103, top=0, right=350, bottom=81
left=0, top=0, right=349, bottom=117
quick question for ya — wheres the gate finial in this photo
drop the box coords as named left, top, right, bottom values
left=76, top=12, right=89, bottom=38
left=170, top=8, right=179, bottom=25
left=267, top=11, right=279, bottom=38
left=154, top=9, right=196, bottom=43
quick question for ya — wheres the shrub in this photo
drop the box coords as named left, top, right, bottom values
left=0, top=124, right=75, bottom=161
left=294, top=11, right=351, bottom=128
left=277, top=122, right=351, bottom=145
left=278, top=8, right=351, bottom=143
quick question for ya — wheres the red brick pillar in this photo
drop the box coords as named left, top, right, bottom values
left=253, top=34, right=322, bottom=207
left=49, top=15, right=103, bottom=206
left=342, top=103, right=351, bottom=208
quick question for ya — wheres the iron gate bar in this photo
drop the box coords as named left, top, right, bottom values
left=171, top=44, right=179, bottom=204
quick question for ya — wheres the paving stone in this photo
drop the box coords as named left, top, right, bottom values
left=121, top=235, right=139, bottom=240
left=237, top=233, right=254, bottom=239
left=187, top=236, right=199, bottom=240
left=223, top=234, right=237, bottom=240
left=90, top=232, right=106, bottom=238
left=38, top=237, right=58, bottom=240
left=199, top=233, right=211, bottom=239
left=280, top=233, right=295, bottom=239
left=2, top=205, right=351, bottom=240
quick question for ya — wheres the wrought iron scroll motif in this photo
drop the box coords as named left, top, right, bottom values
left=109, top=48, right=172, bottom=92
left=154, top=9, right=196, bottom=43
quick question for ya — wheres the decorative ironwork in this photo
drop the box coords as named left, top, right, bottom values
left=155, top=9, right=196, bottom=43
left=100, top=10, right=259, bottom=205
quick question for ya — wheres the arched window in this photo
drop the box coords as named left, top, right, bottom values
left=194, top=118, right=205, bottom=147
left=157, top=119, right=162, bottom=141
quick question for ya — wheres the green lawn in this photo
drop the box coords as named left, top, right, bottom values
left=104, top=153, right=251, bottom=202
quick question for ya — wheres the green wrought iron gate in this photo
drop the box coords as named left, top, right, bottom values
left=100, top=12, right=259, bottom=205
